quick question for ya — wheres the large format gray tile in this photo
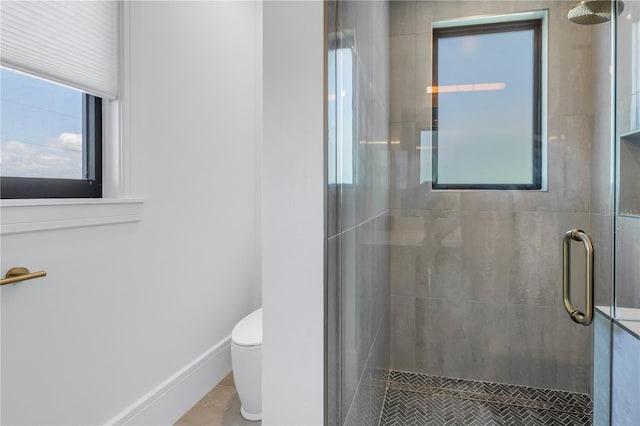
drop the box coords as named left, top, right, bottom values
left=508, top=212, right=545, bottom=305
left=356, top=220, right=376, bottom=373
left=509, top=212, right=575, bottom=307
left=327, top=236, right=341, bottom=426
left=390, top=0, right=416, bottom=36
left=388, top=211, right=428, bottom=249
left=535, top=212, right=565, bottom=304
left=416, top=246, right=461, bottom=301
left=355, top=110, right=374, bottom=227
left=371, top=138, right=390, bottom=218
left=429, top=1, right=486, bottom=23
left=549, top=114, right=592, bottom=213
left=372, top=0, right=390, bottom=115
left=507, top=304, right=558, bottom=389
left=593, top=312, right=611, bottom=426
left=390, top=121, right=418, bottom=199
left=486, top=0, right=545, bottom=15
left=327, top=185, right=339, bottom=240
left=370, top=314, right=390, bottom=425
left=556, top=300, right=593, bottom=394
left=415, top=210, right=462, bottom=300
left=390, top=34, right=416, bottom=122
left=619, top=136, right=640, bottom=217
left=390, top=246, right=416, bottom=297
left=590, top=28, right=613, bottom=217
left=460, top=210, right=513, bottom=304
left=616, top=216, right=640, bottom=309
left=411, top=184, right=461, bottom=211
left=612, top=324, right=640, bottom=426
left=372, top=312, right=391, bottom=372
left=460, top=191, right=514, bottom=212
left=390, top=295, right=416, bottom=371
left=503, top=116, right=591, bottom=214
left=559, top=44, right=593, bottom=117
left=415, top=32, right=432, bottom=124
left=340, top=228, right=359, bottom=424
left=590, top=213, right=613, bottom=307
left=373, top=215, right=391, bottom=332
left=416, top=298, right=508, bottom=383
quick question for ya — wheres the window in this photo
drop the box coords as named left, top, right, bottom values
left=0, top=0, right=118, bottom=199
left=328, top=36, right=355, bottom=186
left=431, top=18, right=543, bottom=190
left=1, top=68, right=102, bottom=198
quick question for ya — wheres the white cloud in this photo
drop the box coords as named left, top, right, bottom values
left=0, top=133, right=83, bottom=179
left=52, top=132, right=83, bottom=152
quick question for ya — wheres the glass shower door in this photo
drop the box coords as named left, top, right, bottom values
left=325, top=1, right=622, bottom=425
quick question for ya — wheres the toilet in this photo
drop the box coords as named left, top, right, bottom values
left=231, top=308, right=262, bottom=421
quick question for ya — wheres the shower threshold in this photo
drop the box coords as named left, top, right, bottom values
left=379, top=370, right=592, bottom=426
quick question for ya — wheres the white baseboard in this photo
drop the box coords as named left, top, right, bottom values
left=105, top=336, right=232, bottom=426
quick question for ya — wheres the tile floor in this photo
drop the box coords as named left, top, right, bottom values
left=380, top=370, right=593, bottom=426
left=175, top=373, right=260, bottom=426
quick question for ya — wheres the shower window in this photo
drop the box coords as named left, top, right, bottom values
left=328, top=36, right=355, bottom=186
left=431, top=18, right=543, bottom=190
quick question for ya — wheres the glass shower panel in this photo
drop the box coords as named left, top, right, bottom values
left=327, top=1, right=617, bottom=425
left=612, top=1, right=640, bottom=424
left=326, top=1, right=391, bottom=425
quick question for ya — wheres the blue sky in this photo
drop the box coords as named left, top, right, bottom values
left=328, top=47, right=354, bottom=185
left=436, top=29, right=535, bottom=185
left=1, top=67, right=84, bottom=178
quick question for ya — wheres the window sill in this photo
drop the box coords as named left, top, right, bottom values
left=0, top=198, right=144, bottom=235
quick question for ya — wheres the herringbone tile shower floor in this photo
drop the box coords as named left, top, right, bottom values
left=379, top=371, right=592, bottom=426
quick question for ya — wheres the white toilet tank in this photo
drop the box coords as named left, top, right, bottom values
left=231, top=308, right=262, bottom=421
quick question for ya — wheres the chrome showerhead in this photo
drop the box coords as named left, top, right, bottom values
left=568, top=0, right=624, bottom=25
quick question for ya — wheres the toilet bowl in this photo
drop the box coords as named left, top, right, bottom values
left=231, top=308, right=262, bottom=421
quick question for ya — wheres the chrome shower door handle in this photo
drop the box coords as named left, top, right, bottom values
left=562, top=229, right=594, bottom=326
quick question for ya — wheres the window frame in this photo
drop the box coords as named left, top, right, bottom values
left=1, top=93, right=103, bottom=199
left=431, top=19, right=543, bottom=190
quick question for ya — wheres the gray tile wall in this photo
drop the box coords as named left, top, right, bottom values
left=616, top=0, right=640, bottom=311
left=611, top=323, right=640, bottom=425
left=388, top=1, right=609, bottom=394
left=593, top=312, right=611, bottom=426
left=327, top=1, right=391, bottom=425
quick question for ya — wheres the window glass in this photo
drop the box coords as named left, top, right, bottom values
left=432, top=21, right=541, bottom=189
left=328, top=47, right=354, bottom=185
left=420, top=130, right=433, bottom=184
left=1, top=67, right=83, bottom=179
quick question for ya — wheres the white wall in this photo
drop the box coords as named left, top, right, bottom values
left=262, top=2, right=325, bottom=425
left=0, top=2, right=262, bottom=424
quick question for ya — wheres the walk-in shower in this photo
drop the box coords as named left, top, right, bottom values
left=327, top=0, right=639, bottom=425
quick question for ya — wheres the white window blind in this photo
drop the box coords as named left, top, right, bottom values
left=1, top=0, right=119, bottom=99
